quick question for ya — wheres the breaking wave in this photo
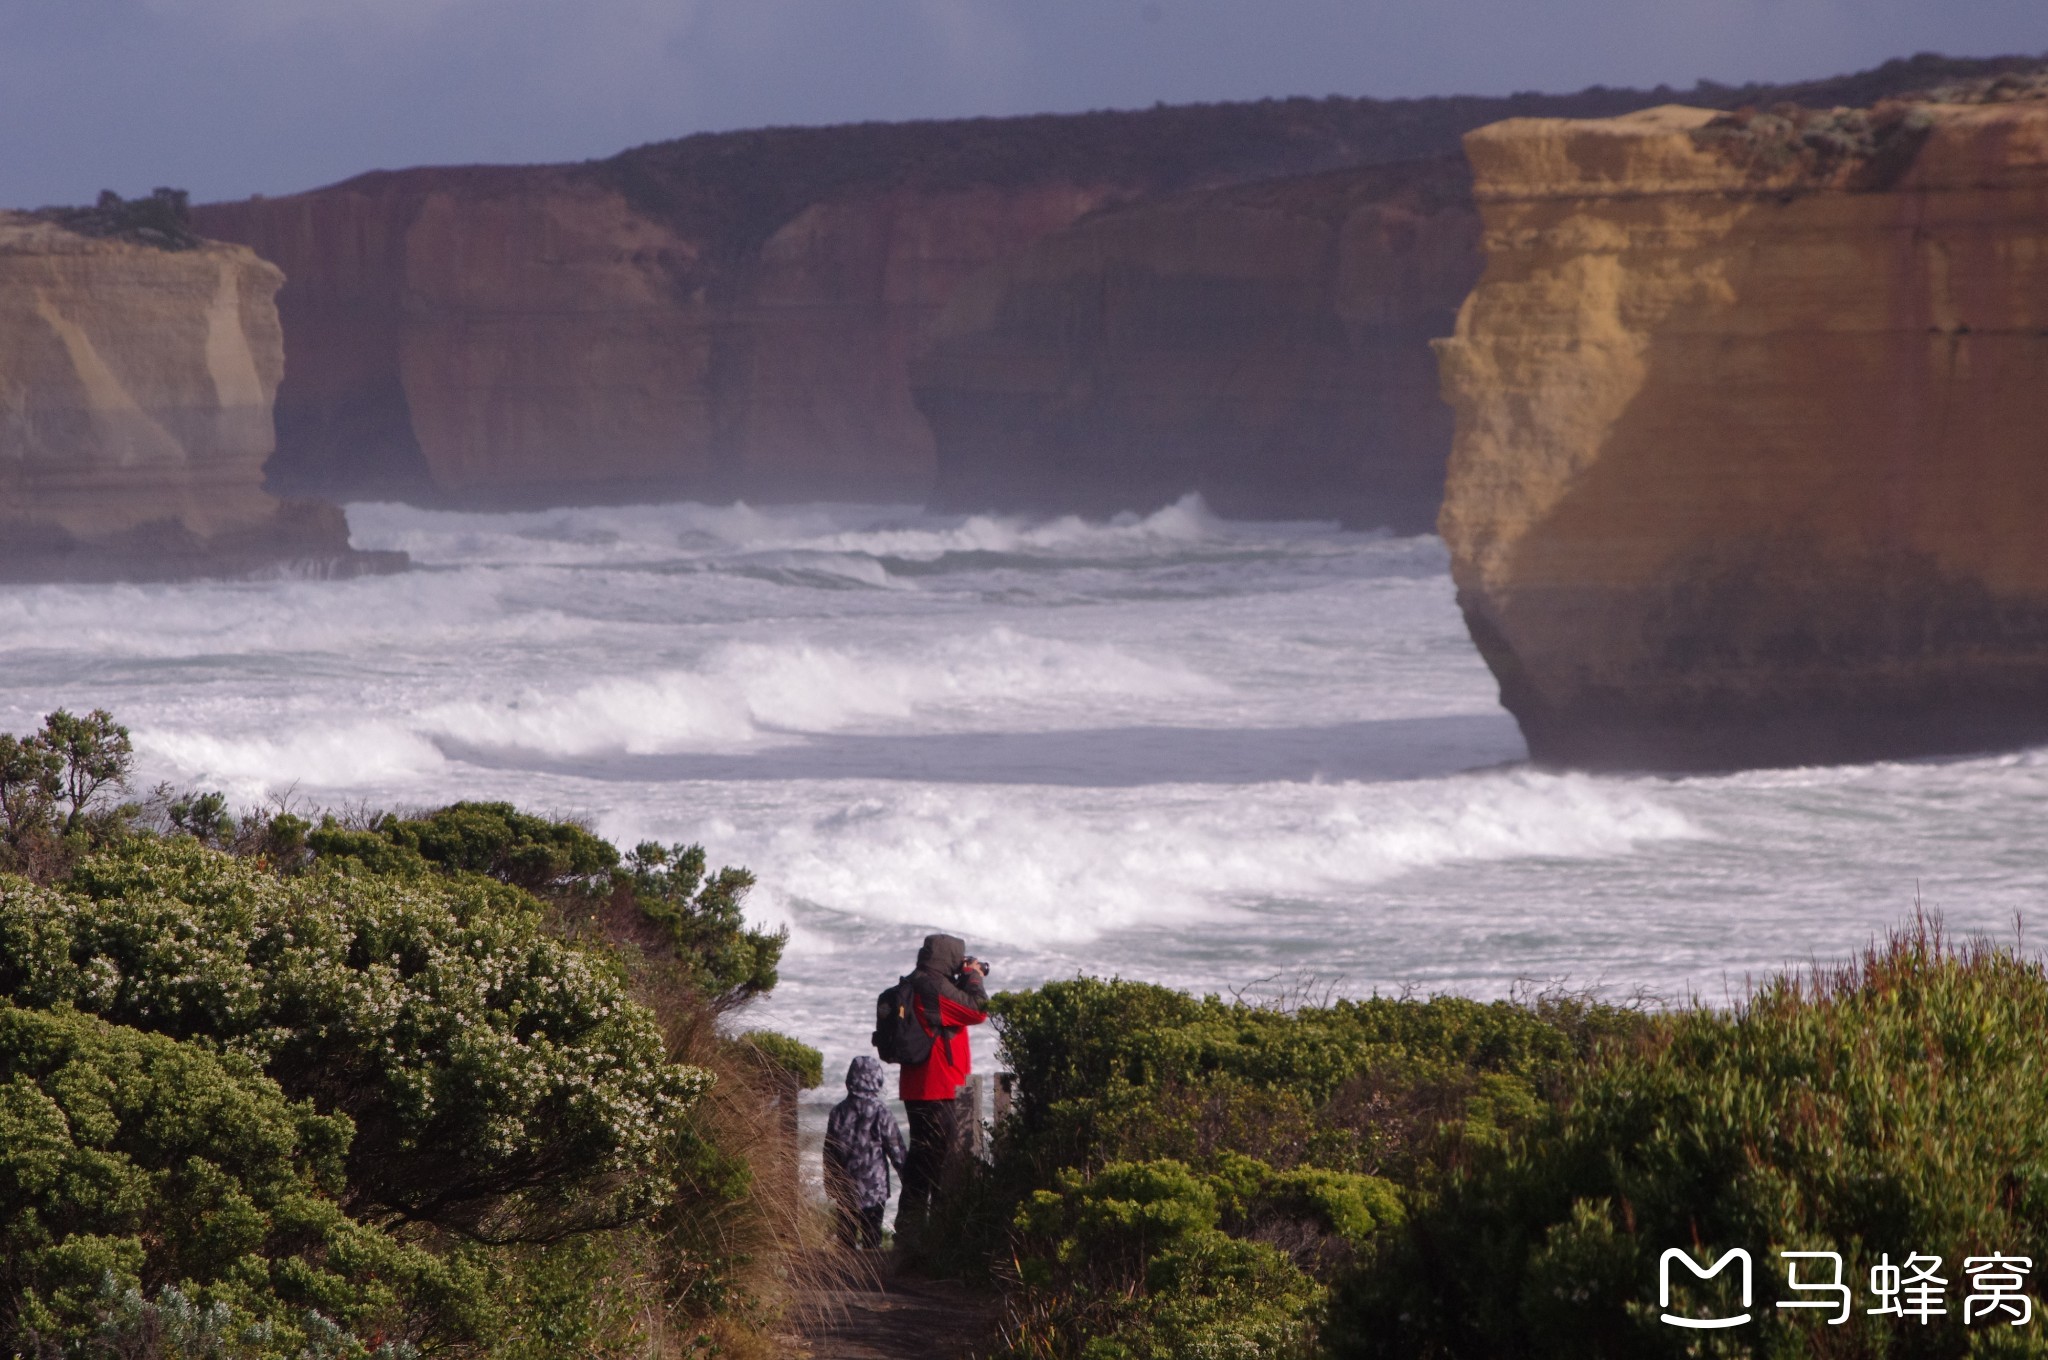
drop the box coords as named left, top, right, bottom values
left=132, top=626, right=1230, bottom=796
left=344, top=493, right=1320, bottom=573
left=736, top=772, right=1703, bottom=948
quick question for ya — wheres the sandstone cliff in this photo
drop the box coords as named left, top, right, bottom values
left=0, top=213, right=373, bottom=580
left=197, top=164, right=1111, bottom=505
left=914, top=158, right=1479, bottom=530
left=1437, top=88, right=2048, bottom=770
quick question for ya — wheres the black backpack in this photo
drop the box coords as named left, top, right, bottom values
left=873, top=974, right=936, bottom=1066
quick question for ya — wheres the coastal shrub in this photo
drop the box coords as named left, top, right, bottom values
left=735, top=1030, right=824, bottom=1091
left=1331, top=925, right=2048, bottom=1359
left=0, top=708, right=808, bottom=1354
left=975, top=979, right=1642, bottom=1358
left=354, top=801, right=617, bottom=891
left=1005, top=1159, right=1322, bottom=1360
left=0, top=1003, right=459, bottom=1356
left=0, top=821, right=794, bottom=1355
left=994, top=978, right=1636, bottom=1185
left=306, top=803, right=783, bottom=1011
left=1917, top=67, right=2048, bottom=105
left=39, top=709, right=134, bottom=835
left=622, top=840, right=778, bottom=1012
left=155, top=789, right=314, bottom=871
left=0, top=837, right=711, bottom=1240
left=1691, top=101, right=1936, bottom=187
left=34, top=187, right=201, bottom=250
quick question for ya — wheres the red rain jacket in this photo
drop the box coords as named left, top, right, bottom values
left=899, top=990, right=987, bottom=1101
left=898, top=933, right=989, bottom=1102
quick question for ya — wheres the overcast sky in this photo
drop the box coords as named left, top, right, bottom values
left=2, top=0, right=2042, bottom=209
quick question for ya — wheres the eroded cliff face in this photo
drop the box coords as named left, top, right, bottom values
left=200, top=96, right=1482, bottom=508
left=0, top=216, right=365, bottom=580
left=1437, top=99, right=2048, bottom=769
left=914, top=158, right=1480, bottom=530
left=196, top=170, right=1119, bottom=505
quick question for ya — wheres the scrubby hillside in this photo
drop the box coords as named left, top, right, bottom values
left=0, top=710, right=817, bottom=1358
left=959, top=925, right=2048, bottom=1359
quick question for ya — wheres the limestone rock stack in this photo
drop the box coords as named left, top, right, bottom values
left=0, top=215, right=366, bottom=580
left=1436, top=93, right=2048, bottom=769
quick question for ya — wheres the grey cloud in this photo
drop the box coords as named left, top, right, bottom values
left=0, top=0, right=2040, bottom=207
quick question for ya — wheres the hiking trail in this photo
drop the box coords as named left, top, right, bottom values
left=787, top=1250, right=999, bottom=1359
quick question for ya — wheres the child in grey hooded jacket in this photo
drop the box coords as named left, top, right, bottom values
left=824, top=1055, right=907, bottom=1247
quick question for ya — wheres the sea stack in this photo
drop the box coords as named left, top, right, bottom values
left=0, top=209, right=368, bottom=580
left=1437, top=85, right=2048, bottom=770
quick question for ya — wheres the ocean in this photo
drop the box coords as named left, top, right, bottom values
left=4, top=496, right=2044, bottom=1104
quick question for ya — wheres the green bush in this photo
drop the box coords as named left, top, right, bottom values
left=993, top=978, right=1634, bottom=1185
left=0, top=1003, right=458, bottom=1356
left=623, top=840, right=780, bottom=1011
left=350, top=802, right=618, bottom=892
left=36, top=188, right=202, bottom=250
left=306, top=806, right=784, bottom=1012
left=0, top=837, right=712, bottom=1240
left=0, top=709, right=133, bottom=877
left=1332, top=927, right=2048, bottom=1359
left=0, top=708, right=813, bottom=1356
left=975, top=979, right=1639, bottom=1358
left=1008, top=1159, right=1322, bottom=1360
left=736, top=1030, right=824, bottom=1091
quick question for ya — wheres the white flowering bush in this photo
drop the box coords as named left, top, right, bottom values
left=0, top=838, right=713, bottom=1239
left=304, top=802, right=785, bottom=1013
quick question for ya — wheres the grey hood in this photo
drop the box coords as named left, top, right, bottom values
left=845, top=1054, right=886, bottom=1097
left=917, top=932, right=966, bottom=976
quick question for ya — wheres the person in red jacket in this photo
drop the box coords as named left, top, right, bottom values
left=895, top=932, right=988, bottom=1239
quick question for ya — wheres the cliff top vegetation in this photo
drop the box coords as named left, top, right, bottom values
left=288, top=52, right=2045, bottom=273
left=592, top=52, right=2047, bottom=264
left=1688, top=58, right=2048, bottom=187
left=31, top=188, right=201, bottom=251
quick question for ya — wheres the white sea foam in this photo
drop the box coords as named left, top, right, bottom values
left=139, top=721, right=448, bottom=798
left=128, top=626, right=1231, bottom=794
left=431, top=629, right=1223, bottom=752
left=715, top=551, right=904, bottom=590
left=344, top=493, right=1310, bottom=573
left=0, top=569, right=595, bottom=661
left=731, top=772, right=1702, bottom=948
left=803, top=494, right=1244, bottom=561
